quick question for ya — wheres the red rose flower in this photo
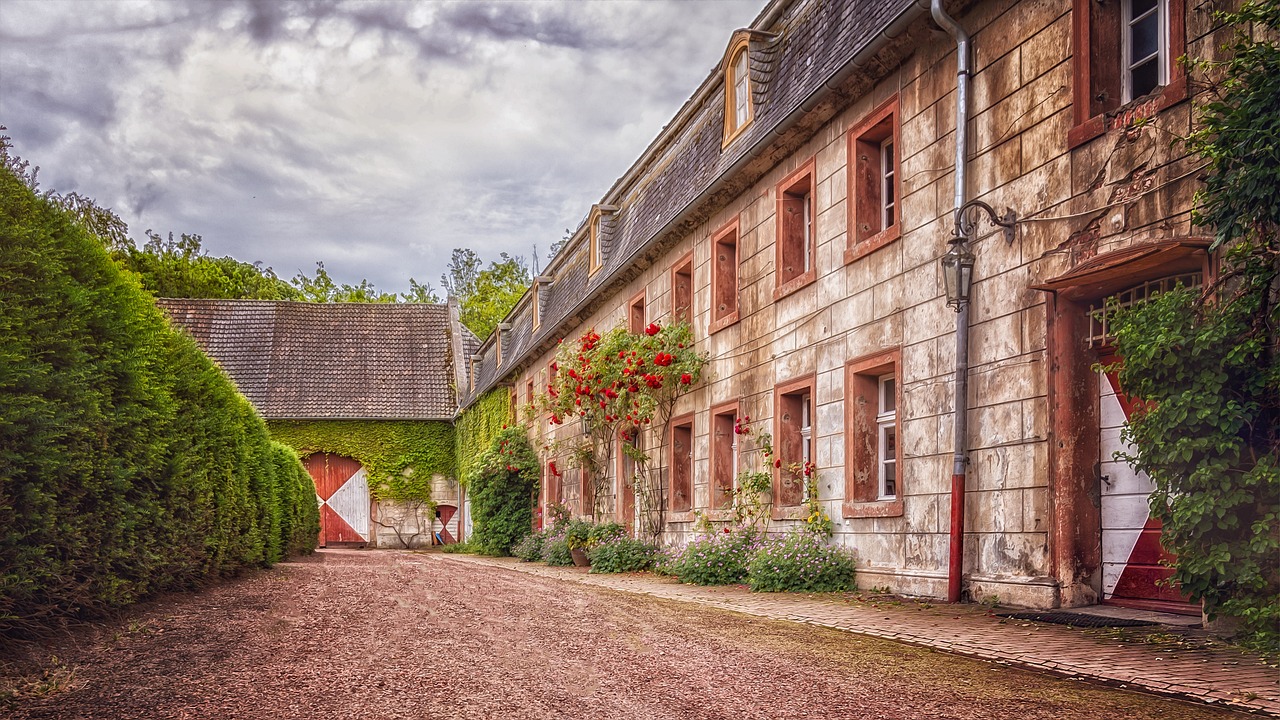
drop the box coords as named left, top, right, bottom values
left=645, top=322, right=660, bottom=336
left=680, top=373, right=692, bottom=384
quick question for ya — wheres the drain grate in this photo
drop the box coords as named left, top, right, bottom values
left=994, top=611, right=1160, bottom=628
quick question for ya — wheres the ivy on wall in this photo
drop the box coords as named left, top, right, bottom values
left=454, top=387, right=511, bottom=485
left=268, top=420, right=456, bottom=502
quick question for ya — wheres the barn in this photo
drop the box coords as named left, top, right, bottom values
left=159, top=297, right=478, bottom=548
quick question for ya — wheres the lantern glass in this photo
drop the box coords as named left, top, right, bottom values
left=941, top=242, right=976, bottom=310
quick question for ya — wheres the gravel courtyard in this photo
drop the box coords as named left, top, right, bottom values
left=2, top=549, right=1252, bottom=719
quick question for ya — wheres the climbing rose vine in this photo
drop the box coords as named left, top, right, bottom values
left=543, top=321, right=705, bottom=430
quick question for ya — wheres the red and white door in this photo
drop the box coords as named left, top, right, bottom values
left=304, top=453, right=370, bottom=547
left=1097, top=358, right=1191, bottom=611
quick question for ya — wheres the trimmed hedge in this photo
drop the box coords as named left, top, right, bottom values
left=0, top=163, right=318, bottom=640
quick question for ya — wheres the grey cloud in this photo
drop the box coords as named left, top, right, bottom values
left=1, top=0, right=761, bottom=292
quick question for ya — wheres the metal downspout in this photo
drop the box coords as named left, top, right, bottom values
left=931, top=0, right=971, bottom=604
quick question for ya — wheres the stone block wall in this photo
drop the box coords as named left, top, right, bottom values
left=502, top=0, right=1216, bottom=608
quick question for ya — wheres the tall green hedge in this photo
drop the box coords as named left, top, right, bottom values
left=454, top=387, right=511, bottom=484
left=0, top=163, right=318, bottom=640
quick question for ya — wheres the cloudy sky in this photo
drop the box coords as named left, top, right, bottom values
left=0, top=0, right=761, bottom=293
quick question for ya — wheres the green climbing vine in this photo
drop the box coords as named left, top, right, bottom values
left=268, top=420, right=455, bottom=502
left=455, top=387, right=512, bottom=485
left=1107, top=2, right=1279, bottom=652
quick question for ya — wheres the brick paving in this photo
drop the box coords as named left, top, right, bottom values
left=442, top=554, right=1280, bottom=716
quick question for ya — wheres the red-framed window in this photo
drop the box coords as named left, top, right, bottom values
left=846, top=95, right=900, bottom=264
left=774, top=158, right=818, bottom=299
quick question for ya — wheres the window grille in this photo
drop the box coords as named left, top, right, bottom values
left=1087, top=272, right=1201, bottom=347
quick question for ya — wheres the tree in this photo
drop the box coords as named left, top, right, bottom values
left=442, top=249, right=531, bottom=339
left=289, top=262, right=399, bottom=303
left=117, top=230, right=299, bottom=301
left=1109, top=1, right=1279, bottom=650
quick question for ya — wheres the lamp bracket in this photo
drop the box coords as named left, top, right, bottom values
left=953, top=200, right=1017, bottom=244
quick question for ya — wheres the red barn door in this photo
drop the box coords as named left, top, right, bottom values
left=304, top=453, right=370, bottom=547
left=1097, top=356, right=1193, bottom=613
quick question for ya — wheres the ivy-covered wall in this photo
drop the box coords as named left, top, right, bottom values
left=268, top=420, right=456, bottom=501
left=454, top=387, right=511, bottom=485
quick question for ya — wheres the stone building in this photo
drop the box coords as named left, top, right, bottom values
left=459, top=0, right=1217, bottom=613
left=161, top=298, right=479, bottom=549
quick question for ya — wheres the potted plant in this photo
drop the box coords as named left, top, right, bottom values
left=565, top=519, right=594, bottom=567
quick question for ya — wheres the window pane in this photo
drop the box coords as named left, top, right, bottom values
left=1131, top=14, right=1159, bottom=63
left=1131, top=0, right=1157, bottom=17
left=882, top=377, right=896, bottom=414
left=1131, top=58, right=1159, bottom=98
left=883, top=425, right=896, bottom=461
left=883, top=462, right=896, bottom=497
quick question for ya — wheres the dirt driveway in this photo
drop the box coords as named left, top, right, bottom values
left=2, top=549, right=1251, bottom=719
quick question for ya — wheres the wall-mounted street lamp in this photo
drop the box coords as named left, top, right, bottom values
left=941, top=200, right=1016, bottom=312
left=941, top=242, right=976, bottom=311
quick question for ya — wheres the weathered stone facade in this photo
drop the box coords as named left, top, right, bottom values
left=460, top=0, right=1222, bottom=610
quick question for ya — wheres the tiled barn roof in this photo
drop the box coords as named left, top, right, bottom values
left=158, top=299, right=458, bottom=420
left=459, top=0, right=923, bottom=407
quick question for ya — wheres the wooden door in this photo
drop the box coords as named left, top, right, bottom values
left=1097, top=357, right=1190, bottom=610
left=304, top=453, right=369, bottom=546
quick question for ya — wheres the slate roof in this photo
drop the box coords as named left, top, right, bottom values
left=158, top=299, right=458, bottom=420
left=460, top=0, right=924, bottom=407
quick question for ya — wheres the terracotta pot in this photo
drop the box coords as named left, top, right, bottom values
left=570, top=547, right=591, bottom=567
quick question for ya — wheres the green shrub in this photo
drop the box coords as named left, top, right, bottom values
left=466, top=427, right=539, bottom=556
left=540, top=526, right=573, bottom=566
left=589, top=538, right=659, bottom=574
left=439, top=541, right=477, bottom=554
left=587, top=522, right=626, bottom=545
left=0, top=153, right=317, bottom=640
left=512, top=531, right=546, bottom=562
left=666, top=528, right=761, bottom=585
left=564, top=518, right=594, bottom=550
left=747, top=532, right=856, bottom=593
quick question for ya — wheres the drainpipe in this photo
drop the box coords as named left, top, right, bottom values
left=931, top=0, right=971, bottom=604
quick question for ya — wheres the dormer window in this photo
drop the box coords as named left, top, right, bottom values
left=589, top=212, right=603, bottom=275
left=587, top=206, right=615, bottom=277
left=496, top=323, right=511, bottom=367
left=532, top=277, right=551, bottom=331
left=531, top=284, right=540, bottom=330
left=722, top=34, right=753, bottom=146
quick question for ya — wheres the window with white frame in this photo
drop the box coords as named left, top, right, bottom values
left=801, top=392, right=813, bottom=500
left=877, top=374, right=897, bottom=499
left=733, top=49, right=750, bottom=128
left=589, top=213, right=603, bottom=274
left=803, top=194, right=813, bottom=273
left=880, top=138, right=896, bottom=231
left=1124, top=0, right=1168, bottom=102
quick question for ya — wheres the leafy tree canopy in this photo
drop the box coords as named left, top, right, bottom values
left=441, top=248, right=531, bottom=339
